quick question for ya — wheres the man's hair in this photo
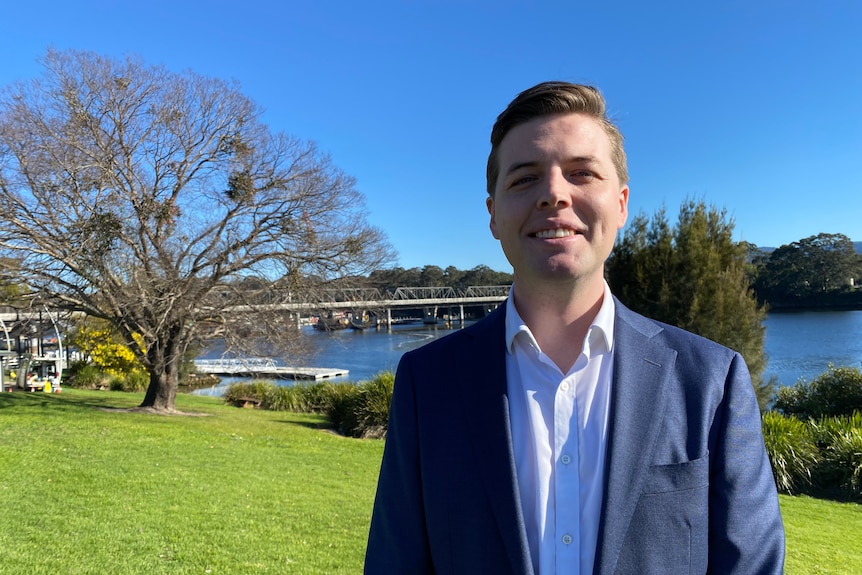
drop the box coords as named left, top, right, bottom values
left=486, top=81, right=628, bottom=195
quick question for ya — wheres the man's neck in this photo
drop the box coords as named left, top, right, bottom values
left=511, top=276, right=606, bottom=373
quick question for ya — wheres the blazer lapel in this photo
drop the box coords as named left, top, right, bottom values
left=594, top=303, right=678, bottom=575
left=461, top=307, right=534, bottom=575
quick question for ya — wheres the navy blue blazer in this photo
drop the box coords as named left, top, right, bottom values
left=365, top=301, right=785, bottom=574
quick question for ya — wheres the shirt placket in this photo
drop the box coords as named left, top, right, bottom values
left=554, top=370, right=580, bottom=573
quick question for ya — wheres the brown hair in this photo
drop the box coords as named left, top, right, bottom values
left=486, top=81, right=628, bottom=195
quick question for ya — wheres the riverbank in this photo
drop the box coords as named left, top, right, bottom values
left=763, top=289, right=862, bottom=311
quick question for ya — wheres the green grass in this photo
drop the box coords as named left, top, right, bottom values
left=0, top=390, right=860, bottom=574
left=781, top=494, right=862, bottom=574
left=0, top=390, right=383, bottom=574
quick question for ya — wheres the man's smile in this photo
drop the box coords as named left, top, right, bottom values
left=532, top=228, right=580, bottom=239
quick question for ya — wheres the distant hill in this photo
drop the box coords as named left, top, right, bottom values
left=757, top=241, right=861, bottom=255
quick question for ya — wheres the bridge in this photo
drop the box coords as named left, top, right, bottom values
left=223, top=285, right=511, bottom=327
left=0, top=285, right=512, bottom=329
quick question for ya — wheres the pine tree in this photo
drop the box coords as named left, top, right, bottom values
left=607, top=199, right=775, bottom=409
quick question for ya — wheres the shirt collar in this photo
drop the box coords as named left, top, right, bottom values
left=504, top=281, right=616, bottom=355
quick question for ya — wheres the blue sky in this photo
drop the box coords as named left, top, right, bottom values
left=2, top=0, right=860, bottom=273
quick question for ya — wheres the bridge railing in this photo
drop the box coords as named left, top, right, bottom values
left=391, top=286, right=457, bottom=300
left=463, top=285, right=510, bottom=298
left=201, top=284, right=511, bottom=310
left=195, top=357, right=277, bottom=370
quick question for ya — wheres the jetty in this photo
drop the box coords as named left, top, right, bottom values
left=194, top=358, right=348, bottom=381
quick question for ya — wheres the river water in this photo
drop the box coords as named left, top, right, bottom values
left=193, top=310, right=862, bottom=395
left=763, top=309, right=862, bottom=386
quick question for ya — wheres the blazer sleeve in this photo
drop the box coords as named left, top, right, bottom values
left=364, top=353, right=435, bottom=574
left=708, top=352, right=785, bottom=573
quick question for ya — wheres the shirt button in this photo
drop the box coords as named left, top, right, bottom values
left=561, top=454, right=572, bottom=465
left=562, top=534, right=573, bottom=545
left=560, top=382, right=569, bottom=391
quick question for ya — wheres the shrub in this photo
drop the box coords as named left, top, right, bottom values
left=123, top=370, right=150, bottom=392
left=222, top=381, right=277, bottom=406
left=332, top=371, right=394, bottom=439
left=310, top=383, right=356, bottom=429
left=222, top=371, right=395, bottom=439
left=809, top=412, right=862, bottom=498
left=69, top=363, right=110, bottom=389
left=303, top=381, right=358, bottom=413
left=761, top=411, right=820, bottom=494
left=107, top=372, right=149, bottom=392
left=774, top=365, right=862, bottom=418
left=261, top=384, right=305, bottom=411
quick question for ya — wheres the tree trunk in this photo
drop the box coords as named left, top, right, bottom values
left=140, top=367, right=178, bottom=411
left=139, top=325, right=184, bottom=411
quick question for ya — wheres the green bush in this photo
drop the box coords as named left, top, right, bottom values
left=329, top=371, right=394, bottom=439
left=291, top=381, right=357, bottom=413
left=775, top=365, right=862, bottom=418
left=262, top=384, right=306, bottom=411
left=222, top=381, right=277, bottom=405
left=69, top=363, right=110, bottom=389
left=124, top=370, right=150, bottom=392
left=762, top=411, right=820, bottom=494
left=355, top=371, right=395, bottom=437
left=313, top=382, right=359, bottom=421
left=222, top=371, right=395, bottom=439
left=809, top=413, right=862, bottom=498
left=108, top=374, right=126, bottom=391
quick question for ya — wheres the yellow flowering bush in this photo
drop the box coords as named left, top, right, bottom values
left=70, top=321, right=146, bottom=376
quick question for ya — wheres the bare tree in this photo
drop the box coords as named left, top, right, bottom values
left=0, top=49, right=395, bottom=412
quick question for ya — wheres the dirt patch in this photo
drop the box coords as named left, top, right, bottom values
left=98, top=406, right=212, bottom=417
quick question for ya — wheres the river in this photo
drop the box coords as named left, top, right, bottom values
left=194, top=310, right=862, bottom=395
left=763, top=309, right=862, bottom=386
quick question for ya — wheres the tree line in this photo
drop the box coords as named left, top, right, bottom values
left=750, top=234, right=862, bottom=309
left=365, top=265, right=513, bottom=292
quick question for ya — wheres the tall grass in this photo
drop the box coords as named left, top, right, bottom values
left=810, top=413, right=862, bottom=497
left=762, top=411, right=820, bottom=494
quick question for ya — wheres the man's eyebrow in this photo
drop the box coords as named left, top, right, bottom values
left=502, top=161, right=541, bottom=177
left=567, top=155, right=601, bottom=165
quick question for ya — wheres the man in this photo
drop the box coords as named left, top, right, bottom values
left=365, top=81, right=784, bottom=574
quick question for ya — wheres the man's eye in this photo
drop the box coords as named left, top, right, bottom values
left=572, top=170, right=594, bottom=179
left=510, top=175, right=537, bottom=187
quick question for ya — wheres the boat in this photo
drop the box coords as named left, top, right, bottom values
left=350, top=311, right=378, bottom=330
left=313, top=313, right=350, bottom=331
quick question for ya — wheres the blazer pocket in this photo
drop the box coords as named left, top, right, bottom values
left=642, top=454, right=709, bottom=494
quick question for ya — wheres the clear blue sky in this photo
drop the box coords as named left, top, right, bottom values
left=2, top=0, right=860, bottom=273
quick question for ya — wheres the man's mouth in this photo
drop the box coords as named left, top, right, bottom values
left=533, top=228, right=578, bottom=239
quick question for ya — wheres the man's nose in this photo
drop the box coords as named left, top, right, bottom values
left=537, top=171, right=571, bottom=209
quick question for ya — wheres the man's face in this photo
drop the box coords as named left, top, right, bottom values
left=486, top=113, right=629, bottom=289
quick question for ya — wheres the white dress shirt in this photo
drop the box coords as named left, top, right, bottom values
left=505, top=283, right=616, bottom=575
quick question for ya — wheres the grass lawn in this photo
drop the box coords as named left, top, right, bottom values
left=0, top=389, right=383, bottom=574
left=781, top=494, right=862, bottom=574
left=1, top=389, right=859, bottom=574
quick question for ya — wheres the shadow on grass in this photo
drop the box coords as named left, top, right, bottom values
left=0, top=390, right=137, bottom=412
left=797, top=485, right=862, bottom=505
left=286, top=418, right=338, bottom=432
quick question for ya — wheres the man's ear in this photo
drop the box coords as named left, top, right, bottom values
left=617, top=185, right=630, bottom=230
left=487, top=196, right=499, bottom=239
